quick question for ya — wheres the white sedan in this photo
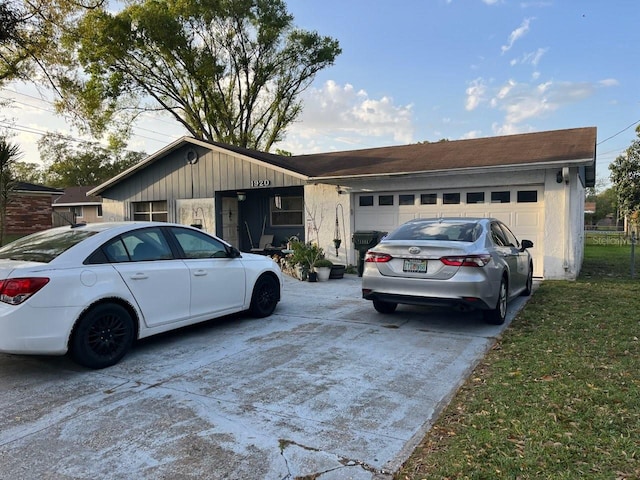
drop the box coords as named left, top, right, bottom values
left=0, top=222, right=283, bottom=368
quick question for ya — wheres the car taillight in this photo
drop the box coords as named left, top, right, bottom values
left=440, top=255, right=491, bottom=267
left=364, top=251, right=393, bottom=263
left=0, top=277, right=50, bottom=305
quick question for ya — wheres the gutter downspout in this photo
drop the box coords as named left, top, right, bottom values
left=562, top=167, right=571, bottom=274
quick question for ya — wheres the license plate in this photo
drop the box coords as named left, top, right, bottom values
left=403, top=259, right=427, bottom=273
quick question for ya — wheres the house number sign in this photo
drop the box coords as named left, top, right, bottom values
left=251, top=180, right=271, bottom=187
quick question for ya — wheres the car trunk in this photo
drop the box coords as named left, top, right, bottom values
left=370, top=241, right=475, bottom=280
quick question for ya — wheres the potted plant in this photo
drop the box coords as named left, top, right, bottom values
left=313, top=258, right=333, bottom=281
left=288, top=241, right=323, bottom=281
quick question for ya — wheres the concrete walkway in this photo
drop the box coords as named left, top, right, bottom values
left=0, top=274, right=533, bottom=479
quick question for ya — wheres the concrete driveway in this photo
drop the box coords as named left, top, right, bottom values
left=0, top=274, right=533, bottom=480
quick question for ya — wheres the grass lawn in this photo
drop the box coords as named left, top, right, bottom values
left=395, top=244, right=640, bottom=479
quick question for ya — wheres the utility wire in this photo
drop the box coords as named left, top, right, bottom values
left=597, top=119, right=639, bottom=146
left=1, top=87, right=184, bottom=147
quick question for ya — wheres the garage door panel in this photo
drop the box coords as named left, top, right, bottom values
left=356, top=211, right=398, bottom=233
left=488, top=211, right=513, bottom=225
left=354, top=188, right=544, bottom=277
left=439, top=208, right=466, bottom=216
left=398, top=212, right=418, bottom=224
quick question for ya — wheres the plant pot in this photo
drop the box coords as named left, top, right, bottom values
left=308, top=271, right=318, bottom=282
left=329, top=264, right=346, bottom=279
left=296, top=265, right=307, bottom=281
left=315, top=267, right=331, bottom=281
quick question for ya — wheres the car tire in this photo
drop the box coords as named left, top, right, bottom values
left=71, top=303, right=135, bottom=369
left=373, top=299, right=398, bottom=314
left=484, top=278, right=507, bottom=325
left=521, top=264, right=533, bottom=296
left=249, top=275, right=279, bottom=318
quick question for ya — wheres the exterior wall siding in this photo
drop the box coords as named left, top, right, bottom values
left=98, top=144, right=307, bottom=250
left=52, top=205, right=102, bottom=225
left=304, top=184, right=354, bottom=267
left=542, top=166, right=585, bottom=280
left=100, top=145, right=305, bottom=223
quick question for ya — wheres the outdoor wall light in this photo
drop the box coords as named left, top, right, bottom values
left=556, top=167, right=570, bottom=184
left=185, top=148, right=199, bottom=165
left=237, top=192, right=246, bottom=201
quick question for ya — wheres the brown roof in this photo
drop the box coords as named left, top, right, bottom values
left=91, top=126, right=597, bottom=195
left=14, top=182, right=64, bottom=195
left=277, top=126, right=597, bottom=178
left=53, top=186, right=102, bottom=205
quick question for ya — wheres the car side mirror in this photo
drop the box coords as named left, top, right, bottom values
left=226, top=246, right=242, bottom=258
left=520, top=239, right=534, bottom=251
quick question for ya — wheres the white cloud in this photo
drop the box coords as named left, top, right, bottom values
left=491, top=79, right=516, bottom=107
left=599, top=78, right=619, bottom=87
left=279, top=80, right=415, bottom=153
left=492, top=122, right=531, bottom=136
left=511, top=47, right=548, bottom=67
left=486, top=79, right=599, bottom=132
left=465, top=78, right=487, bottom=111
left=501, top=18, right=534, bottom=54
left=461, top=130, right=483, bottom=139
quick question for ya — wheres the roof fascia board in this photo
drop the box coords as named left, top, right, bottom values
left=53, top=202, right=102, bottom=207
left=13, top=190, right=63, bottom=196
left=309, top=156, right=595, bottom=182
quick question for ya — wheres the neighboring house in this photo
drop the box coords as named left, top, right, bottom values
left=4, top=182, right=63, bottom=236
left=89, top=126, right=597, bottom=280
left=52, top=186, right=103, bottom=226
left=584, top=202, right=596, bottom=215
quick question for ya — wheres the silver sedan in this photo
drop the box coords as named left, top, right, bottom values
left=361, top=217, right=533, bottom=324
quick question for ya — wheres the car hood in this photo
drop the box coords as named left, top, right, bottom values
left=0, top=259, right=47, bottom=280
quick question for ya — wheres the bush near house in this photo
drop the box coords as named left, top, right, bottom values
left=395, top=244, right=640, bottom=479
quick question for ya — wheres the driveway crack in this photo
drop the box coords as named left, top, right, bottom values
left=278, top=438, right=392, bottom=479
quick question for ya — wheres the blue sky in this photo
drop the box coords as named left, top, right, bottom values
left=281, top=0, right=639, bottom=185
left=1, top=0, right=638, bottom=187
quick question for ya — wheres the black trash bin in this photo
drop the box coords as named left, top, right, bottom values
left=352, top=230, right=387, bottom=277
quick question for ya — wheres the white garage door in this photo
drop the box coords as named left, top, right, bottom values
left=354, top=187, right=544, bottom=277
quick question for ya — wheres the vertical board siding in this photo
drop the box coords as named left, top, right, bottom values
left=99, top=143, right=305, bottom=222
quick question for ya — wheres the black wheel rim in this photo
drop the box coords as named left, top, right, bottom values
left=256, top=283, right=275, bottom=311
left=86, top=313, right=129, bottom=357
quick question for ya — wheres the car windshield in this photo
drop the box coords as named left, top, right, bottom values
left=0, top=229, right=97, bottom=263
left=385, top=221, right=481, bottom=242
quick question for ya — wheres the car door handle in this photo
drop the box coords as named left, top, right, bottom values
left=130, top=273, right=148, bottom=280
left=193, top=269, right=208, bottom=276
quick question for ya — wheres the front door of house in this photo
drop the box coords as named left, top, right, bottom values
left=221, top=197, right=239, bottom=247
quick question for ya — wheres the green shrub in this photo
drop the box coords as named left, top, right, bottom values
left=313, top=258, right=333, bottom=268
left=288, top=241, right=323, bottom=269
